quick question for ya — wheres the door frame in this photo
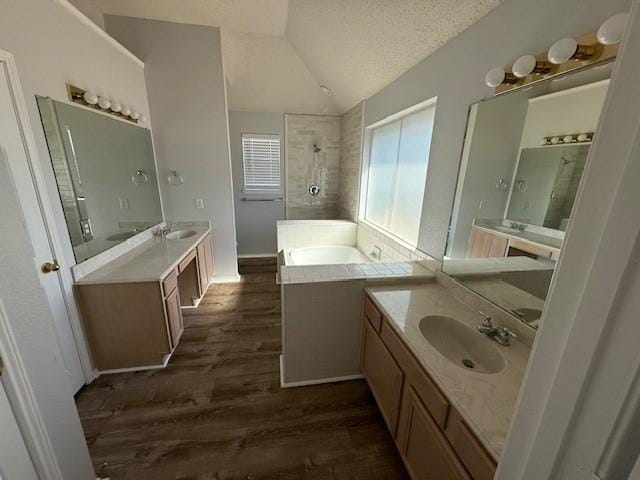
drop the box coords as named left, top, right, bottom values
left=0, top=301, right=63, bottom=479
left=0, top=49, right=95, bottom=386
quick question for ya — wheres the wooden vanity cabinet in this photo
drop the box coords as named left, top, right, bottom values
left=361, top=293, right=497, bottom=480
left=467, top=226, right=508, bottom=258
left=196, top=233, right=215, bottom=296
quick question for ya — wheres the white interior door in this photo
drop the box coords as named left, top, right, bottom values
left=0, top=375, right=38, bottom=480
left=0, top=62, right=84, bottom=392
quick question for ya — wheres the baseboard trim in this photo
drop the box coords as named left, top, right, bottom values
left=99, top=350, right=173, bottom=375
left=238, top=253, right=277, bottom=259
left=213, top=274, right=242, bottom=283
left=279, top=355, right=364, bottom=388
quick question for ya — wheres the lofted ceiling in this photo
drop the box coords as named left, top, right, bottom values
left=94, top=0, right=502, bottom=114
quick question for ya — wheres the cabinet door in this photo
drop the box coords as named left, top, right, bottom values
left=196, top=241, right=209, bottom=296
left=401, top=387, right=470, bottom=480
left=165, top=287, right=184, bottom=348
left=361, top=320, right=404, bottom=434
left=203, top=234, right=215, bottom=282
left=467, top=227, right=507, bottom=258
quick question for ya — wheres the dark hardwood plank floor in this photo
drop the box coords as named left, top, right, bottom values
left=76, top=265, right=407, bottom=479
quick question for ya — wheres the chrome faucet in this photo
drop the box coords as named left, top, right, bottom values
left=510, top=222, right=525, bottom=232
left=477, top=312, right=518, bottom=346
left=159, top=226, right=173, bottom=239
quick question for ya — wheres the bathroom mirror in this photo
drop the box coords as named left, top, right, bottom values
left=443, top=62, right=612, bottom=329
left=37, top=97, right=162, bottom=263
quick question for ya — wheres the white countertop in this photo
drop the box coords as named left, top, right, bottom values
left=74, top=227, right=210, bottom=285
left=365, top=282, right=531, bottom=460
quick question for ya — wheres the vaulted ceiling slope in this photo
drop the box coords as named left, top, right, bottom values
left=94, top=0, right=502, bottom=114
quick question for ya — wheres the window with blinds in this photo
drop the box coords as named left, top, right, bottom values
left=241, top=134, right=282, bottom=194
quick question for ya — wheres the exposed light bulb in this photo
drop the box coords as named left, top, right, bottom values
left=121, top=106, right=131, bottom=117
left=110, top=102, right=122, bottom=113
left=83, top=90, right=99, bottom=105
left=97, top=96, right=111, bottom=110
left=597, top=12, right=629, bottom=45
left=131, top=111, right=140, bottom=120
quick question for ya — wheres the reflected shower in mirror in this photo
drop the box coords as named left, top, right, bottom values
left=37, top=97, right=162, bottom=263
left=443, top=63, right=612, bottom=330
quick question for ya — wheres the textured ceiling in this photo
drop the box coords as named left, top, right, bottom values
left=222, top=30, right=339, bottom=114
left=94, top=0, right=290, bottom=35
left=286, top=0, right=503, bottom=112
left=94, top=0, right=502, bottom=114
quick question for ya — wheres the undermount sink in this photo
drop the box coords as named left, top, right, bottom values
left=419, top=315, right=506, bottom=374
left=165, top=229, right=197, bottom=240
left=106, top=231, right=136, bottom=241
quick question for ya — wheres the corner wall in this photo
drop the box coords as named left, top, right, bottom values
left=363, top=0, right=631, bottom=260
left=105, top=15, right=240, bottom=280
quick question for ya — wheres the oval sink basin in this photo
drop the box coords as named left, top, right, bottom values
left=165, top=229, right=197, bottom=240
left=106, top=231, right=136, bottom=241
left=419, top=315, right=506, bottom=374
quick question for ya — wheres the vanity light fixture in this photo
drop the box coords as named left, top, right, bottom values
left=597, top=12, right=629, bottom=45
left=131, top=169, right=150, bottom=185
left=97, top=96, right=111, bottom=110
left=512, top=54, right=552, bottom=78
left=547, top=38, right=595, bottom=64
left=82, top=90, right=99, bottom=105
left=484, top=67, right=518, bottom=88
left=488, top=12, right=626, bottom=95
left=541, top=132, right=593, bottom=145
left=66, top=84, right=142, bottom=124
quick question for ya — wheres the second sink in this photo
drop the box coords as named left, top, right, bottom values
left=419, top=315, right=506, bottom=374
left=165, top=230, right=197, bottom=240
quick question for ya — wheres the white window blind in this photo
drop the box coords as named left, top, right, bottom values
left=242, top=134, right=281, bottom=194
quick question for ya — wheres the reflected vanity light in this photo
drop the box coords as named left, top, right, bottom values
left=167, top=170, right=184, bottom=186
left=495, top=178, right=509, bottom=191
left=541, top=132, right=593, bottom=146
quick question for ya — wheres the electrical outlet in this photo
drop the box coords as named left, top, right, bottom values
left=195, top=198, right=204, bottom=209
left=119, top=197, right=129, bottom=209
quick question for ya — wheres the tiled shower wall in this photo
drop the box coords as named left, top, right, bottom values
left=338, top=102, right=364, bottom=221
left=285, top=114, right=341, bottom=219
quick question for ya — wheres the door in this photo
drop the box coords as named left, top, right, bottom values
left=165, top=288, right=184, bottom=348
left=0, top=61, right=84, bottom=391
left=0, top=375, right=38, bottom=480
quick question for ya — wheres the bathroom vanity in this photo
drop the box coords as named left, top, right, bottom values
left=361, top=284, right=530, bottom=480
left=74, top=228, right=214, bottom=371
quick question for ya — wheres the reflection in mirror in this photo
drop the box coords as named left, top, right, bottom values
left=37, top=97, right=163, bottom=263
left=443, top=63, right=612, bottom=330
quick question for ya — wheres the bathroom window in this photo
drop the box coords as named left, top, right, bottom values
left=362, top=102, right=436, bottom=246
left=242, top=134, right=282, bottom=194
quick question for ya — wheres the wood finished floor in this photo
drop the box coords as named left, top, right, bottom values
left=76, top=260, right=407, bottom=479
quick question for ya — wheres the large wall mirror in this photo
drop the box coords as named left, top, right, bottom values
left=37, top=97, right=163, bottom=263
left=443, top=62, right=612, bottom=330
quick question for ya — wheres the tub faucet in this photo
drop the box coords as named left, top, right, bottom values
left=477, top=312, right=517, bottom=346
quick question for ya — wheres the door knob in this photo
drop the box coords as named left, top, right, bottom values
left=42, top=260, right=61, bottom=273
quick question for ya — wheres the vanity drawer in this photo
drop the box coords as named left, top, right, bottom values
left=445, top=408, right=496, bottom=480
left=364, top=295, right=383, bottom=332
left=381, top=321, right=450, bottom=429
left=162, top=268, right=178, bottom=297
left=178, top=248, right=197, bottom=273
left=509, top=239, right=554, bottom=259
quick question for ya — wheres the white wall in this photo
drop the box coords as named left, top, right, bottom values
left=228, top=111, right=285, bottom=256
left=105, top=16, right=240, bottom=279
left=67, top=0, right=105, bottom=30
left=363, top=0, right=631, bottom=260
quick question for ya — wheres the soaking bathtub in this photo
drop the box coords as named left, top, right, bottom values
left=287, top=245, right=372, bottom=266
